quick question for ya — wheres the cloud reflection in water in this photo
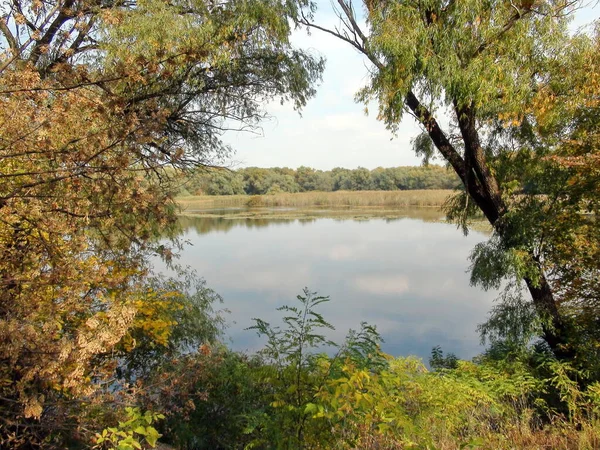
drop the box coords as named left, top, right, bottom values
left=159, top=213, right=497, bottom=362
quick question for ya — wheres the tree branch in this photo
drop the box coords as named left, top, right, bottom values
left=0, top=18, right=18, bottom=51
left=303, top=0, right=470, bottom=197
left=28, top=0, right=76, bottom=65
left=46, top=16, right=97, bottom=71
left=472, top=9, right=531, bottom=59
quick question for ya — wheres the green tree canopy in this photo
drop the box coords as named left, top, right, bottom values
left=296, top=0, right=599, bottom=365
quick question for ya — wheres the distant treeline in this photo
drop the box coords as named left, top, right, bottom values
left=179, top=165, right=460, bottom=196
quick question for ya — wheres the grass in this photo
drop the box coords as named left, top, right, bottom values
left=177, top=209, right=449, bottom=235
left=176, top=189, right=494, bottom=233
left=177, top=189, right=454, bottom=211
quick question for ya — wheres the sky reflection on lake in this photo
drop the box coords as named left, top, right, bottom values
left=157, top=212, right=497, bottom=362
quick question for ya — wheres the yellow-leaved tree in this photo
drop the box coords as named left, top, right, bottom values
left=0, top=0, right=322, bottom=445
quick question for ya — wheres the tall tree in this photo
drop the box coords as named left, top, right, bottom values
left=0, top=0, right=321, bottom=444
left=295, top=0, right=597, bottom=360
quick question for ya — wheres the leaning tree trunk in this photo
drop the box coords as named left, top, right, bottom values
left=454, top=104, right=573, bottom=360
left=404, top=91, right=574, bottom=360
left=321, top=0, right=573, bottom=360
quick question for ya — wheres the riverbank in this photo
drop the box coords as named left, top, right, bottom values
left=177, top=189, right=454, bottom=211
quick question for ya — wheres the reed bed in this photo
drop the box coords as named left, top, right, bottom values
left=177, top=189, right=454, bottom=211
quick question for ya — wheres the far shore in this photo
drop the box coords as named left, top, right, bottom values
left=177, top=189, right=455, bottom=211
left=175, top=190, right=492, bottom=232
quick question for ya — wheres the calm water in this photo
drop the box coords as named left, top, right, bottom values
left=159, top=210, right=497, bottom=362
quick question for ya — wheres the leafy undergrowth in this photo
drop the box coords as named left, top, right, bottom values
left=132, top=290, right=600, bottom=450
left=20, top=287, right=599, bottom=449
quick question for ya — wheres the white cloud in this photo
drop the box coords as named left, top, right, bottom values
left=221, top=7, right=424, bottom=170
left=354, top=274, right=410, bottom=295
left=327, top=242, right=367, bottom=260
left=220, top=1, right=599, bottom=171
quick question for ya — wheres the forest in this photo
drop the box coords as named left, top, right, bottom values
left=177, top=166, right=460, bottom=196
left=0, top=0, right=599, bottom=447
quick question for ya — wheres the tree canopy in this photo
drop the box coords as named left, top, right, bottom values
left=1, top=0, right=599, bottom=445
left=178, top=165, right=460, bottom=195
left=0, top=0, right=321, bottom=444
left=296, top=0, right=599, bottom=366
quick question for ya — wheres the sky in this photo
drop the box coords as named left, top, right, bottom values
left=223, top=0, right=599, bottom=171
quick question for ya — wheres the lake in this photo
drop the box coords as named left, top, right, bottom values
left=159, top=208, right=497, bottom=362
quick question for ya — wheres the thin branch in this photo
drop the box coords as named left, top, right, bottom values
left=472, top=9, right=531, bottom=59
left=0, top=18, right=18, bottom=51
left=46, top=16, right=97, bottom=71
left=336, top=0, right=369, bottom=47
left=299, top=12, right=365, bottom=55
left=12, top=0, right=38, bottom=32
left=0, top=75, right=126, bottom=94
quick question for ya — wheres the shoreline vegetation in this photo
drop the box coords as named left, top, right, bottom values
left=177, top=189, right=454, bottom=211
left=2, top=0, right=598, bottom=443
left=124, top=290, right=600, bottom=450
left=177, top=165, right=460, bottom=197
left=175, top=190, right=497, bottom=231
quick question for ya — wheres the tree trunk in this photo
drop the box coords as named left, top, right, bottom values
left=524, top=275, right=574, bottom=359
left=455, top=104, right=573, bottom=359
left=403, top=92, right=573, bottom=359
left=323, top=0, right=574, bottom=360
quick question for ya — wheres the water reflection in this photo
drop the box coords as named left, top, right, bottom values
left=177, top=215, right=299, bottom=235
left=162, top=209, right=496, bottom=362
left=177, top=207, right=447, bottom=235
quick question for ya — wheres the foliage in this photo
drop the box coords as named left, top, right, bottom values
left=143, top=291, right=600, bottom=449
left=526, top=27, right=600, bottom=374
left=477, top=285, right=543, bottom=351
left=179, top=189, right=454, bottom=214
left=133, top=345, right=269, bottom=450
left=294, top=0, right=599, bottom=367
left=177, top=165, right=460, bottom=195
left=240, top=289, right=383, bottom=449
left=470, top=27, right=600, bottom=374
left=94, top=408, right=164, bottom=450
left=245, top=289, right=339, bottom=448
left=186, top=169, right=246, bottom=196
left=0, top=0, right=321, bottom=444
left=116, top=273, right=225, bottom=382
left=430, top=345, right=458, bottom=370
left=1, top=0, right=598, bottom=444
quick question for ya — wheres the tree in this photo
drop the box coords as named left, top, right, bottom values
left=0, top=0, right=321, bottom=444
left=350, top=166, right=373, bottom=190
left=295, top=165, right=318, bottom=191
left=295, top=166, right=334, bottom=192
left=466, top=26, right=600, bottom=370
left=241, top=167, right=271, bottom=194
left=205, top=169, right=246, bottom=195
left=372, top=167, right=397, bottom=190
left=481, top=27, right=600, bottom=371
left=296, top=0, right=597, bottom=361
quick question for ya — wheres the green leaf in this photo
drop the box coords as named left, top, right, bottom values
left=145, top=427, right=161, bottom=447
left=304, top=403, right=318, bottom=414
left=117, top=444, right=134, bottom=450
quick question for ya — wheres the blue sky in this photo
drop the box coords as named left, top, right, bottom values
left=224, top=0, right=599, bottom=170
